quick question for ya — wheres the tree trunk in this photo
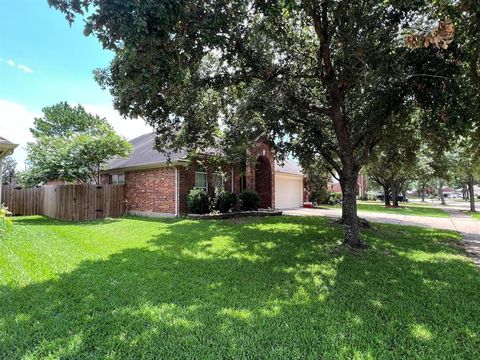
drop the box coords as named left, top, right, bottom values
left=383, top=185, right=390, bottom=207
left=468, top=175, right=476, bottom=212
left=463, top=184, right=468, bottom=200
left=402, top=189, right=407, bottom=203
left=421, top=182, right=426, bottom=202
left=438, top=181, right=446, bottom=205
left=392, top=185, right=399, bottom=207
left=340, top=175, right=365, bottom=248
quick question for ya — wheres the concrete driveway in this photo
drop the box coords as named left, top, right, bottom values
left=284, top=206, right=480, bottom=267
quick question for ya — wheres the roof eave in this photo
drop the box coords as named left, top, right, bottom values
left=103, top=159, right=189, bottom=173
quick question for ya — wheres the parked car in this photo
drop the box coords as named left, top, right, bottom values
left=376, top=194, right=407, bottom=202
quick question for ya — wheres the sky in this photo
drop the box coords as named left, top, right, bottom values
left=0, top=1, right=152, bottom=169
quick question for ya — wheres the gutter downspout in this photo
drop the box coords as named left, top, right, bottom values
left=0, top=161, right=3, bottom=204
left=175, top=166, right=179, bottom=217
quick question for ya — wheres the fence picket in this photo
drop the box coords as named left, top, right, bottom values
left=1, top=185, right=125, bottom=221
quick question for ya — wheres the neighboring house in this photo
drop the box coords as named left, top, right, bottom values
left=474, top=185, right=480, bottom=197
left=103, top=133, right=305, bottom=216
left=0, top=136, right=18, bottom=203
left=328, top=175, right=367, bottom=198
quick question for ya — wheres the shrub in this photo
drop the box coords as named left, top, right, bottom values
left=309, top=188, right=331, bottom=205
left=187, top=189, right=210, bottom=214
left=214, top=191, right=237, bottom=213
left=0, top=205, right=12, bottom=236
left=328, top=192, right=342, bottom=205
left=239, top=190, right=261, bottom=211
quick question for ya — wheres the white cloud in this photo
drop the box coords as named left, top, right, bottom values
left=17, top=64, right=33, bottom=73
left=1, top=58, right=33, bottom=73
left=82, top=104, right=153, bottom=140
left=0, top=100, right=153, bottom=169
left=0, top=100, right=38, bottom=170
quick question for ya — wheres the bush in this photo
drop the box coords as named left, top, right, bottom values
left=328, top=192, right=342, bottom=205
left=309, top=188, right=331, bottom=205
left=214, top=191, right=237, bottom=213
left=187, top=189, right=210, bottom=214
left=0, top=205, right=12, bottom=236
left=239, top=190, right=261, bottom=211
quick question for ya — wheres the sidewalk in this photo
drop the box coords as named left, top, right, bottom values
left=284, top=207, right=480, bottom=267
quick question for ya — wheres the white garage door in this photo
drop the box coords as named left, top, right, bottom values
left=275, top=174, right=303, bottom=209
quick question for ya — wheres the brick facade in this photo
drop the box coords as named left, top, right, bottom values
left=178, top=162, right=243, bottom=214
left=245, top=142, right=275, bottom=209
left=109, top=142, right=276, bottom=216
left=125, top=167, right=177, bottom=215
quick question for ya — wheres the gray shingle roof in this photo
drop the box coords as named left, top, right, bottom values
left=107, top=133, right=304, bottom=176
left=275, top=159, right=303, bottom=176
left=0, top=136, right=17, bottom=146
left=107, top=133, right=188, bottom=170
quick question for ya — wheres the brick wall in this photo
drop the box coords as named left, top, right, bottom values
left=245, top=142, right=275, bottom=209
left=125, top=167, right=176, bottom=214
left=178, top=161, right=243, bottom=214
left=110, top=141, right=275, bottom=215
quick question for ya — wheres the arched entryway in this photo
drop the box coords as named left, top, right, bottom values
left=255, top=156, right=273, bottom=208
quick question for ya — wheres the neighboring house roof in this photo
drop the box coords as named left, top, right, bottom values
left=107, top=133, right=304, bottom=176
left=0, top=136, right=18, bottom=160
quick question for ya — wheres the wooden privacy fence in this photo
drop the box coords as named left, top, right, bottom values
left=1, top=185, right=126, bottom=221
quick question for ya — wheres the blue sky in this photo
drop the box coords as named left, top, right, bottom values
left=0, top=1, right=152, bottom=168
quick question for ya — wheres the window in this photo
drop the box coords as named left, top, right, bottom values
left=111, top=173, right=125, bottom=185
left=195, top=166, right=207, bottom=191
left=240, top=175, right=246, bottom=192
left=213, top=172, right=225, bottom=192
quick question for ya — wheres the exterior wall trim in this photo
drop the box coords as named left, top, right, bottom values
left=128, top=211, right=176, bottom=218
left=175, top=166, right=179, bottom=217
left=105, top=160, right=188, bottom=174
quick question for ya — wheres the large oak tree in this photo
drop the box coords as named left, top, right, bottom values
left=49, top=0, right=461, bottom=247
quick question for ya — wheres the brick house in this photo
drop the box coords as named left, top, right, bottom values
left=328, top=175, right=368, bottom=198
left=103, top=133, right=305, bottom=217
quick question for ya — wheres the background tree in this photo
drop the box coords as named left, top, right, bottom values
left=49, top=0, right=464, bottom=247
left=413, top=146, right=435, bottom=202
left=366, top=113, right=420, bottom=207
left=452, top=134, right=480, bottom=212
left=430, top=151, right=456, bottom=206
left=22, top=102, right=131, bottom=186
left=2, top=156, right=17, bottom=185
left=301, top=157, right=331, bottom=205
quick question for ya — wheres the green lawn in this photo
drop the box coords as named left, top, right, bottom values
left=326, top=202, right=449, bottom=218
left=467, top=211, right=480, bottom=220
left=1, top=216, right=479, bottom=359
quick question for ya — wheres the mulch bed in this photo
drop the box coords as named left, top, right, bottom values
left=187, top=210, right=283, bottom=220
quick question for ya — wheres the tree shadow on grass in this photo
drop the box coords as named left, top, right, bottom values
left=1, top=216, right=479, bottom=358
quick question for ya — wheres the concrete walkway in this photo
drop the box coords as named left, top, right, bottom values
left=284, top=206, right=480, bottom=267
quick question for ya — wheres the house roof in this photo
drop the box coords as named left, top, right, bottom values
left=107, top=133, right=188, bottom=170
left=275, top=160, right=303, bottom=176
left=0, top=136, right=17, bottom=147
left=107, top=133, right=304, bottom=176
left=0, top=136, right=18, bottom=160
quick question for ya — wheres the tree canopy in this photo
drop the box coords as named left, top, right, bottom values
left=1, top=156, right=17, bottom=185
left=22, top=102, right=131, bottom=187
left=48, top=0, right=475, bottom=246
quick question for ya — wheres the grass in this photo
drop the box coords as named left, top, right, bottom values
left=1, top=215, right=479, bottom=359
left=325, top=202, right=449, bottom=218
left=466, top=211, right=480, bottom=220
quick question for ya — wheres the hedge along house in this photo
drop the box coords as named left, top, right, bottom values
left=103, top=133, right=305, bottom=217
left=0, top=136, right=18, bottom=203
